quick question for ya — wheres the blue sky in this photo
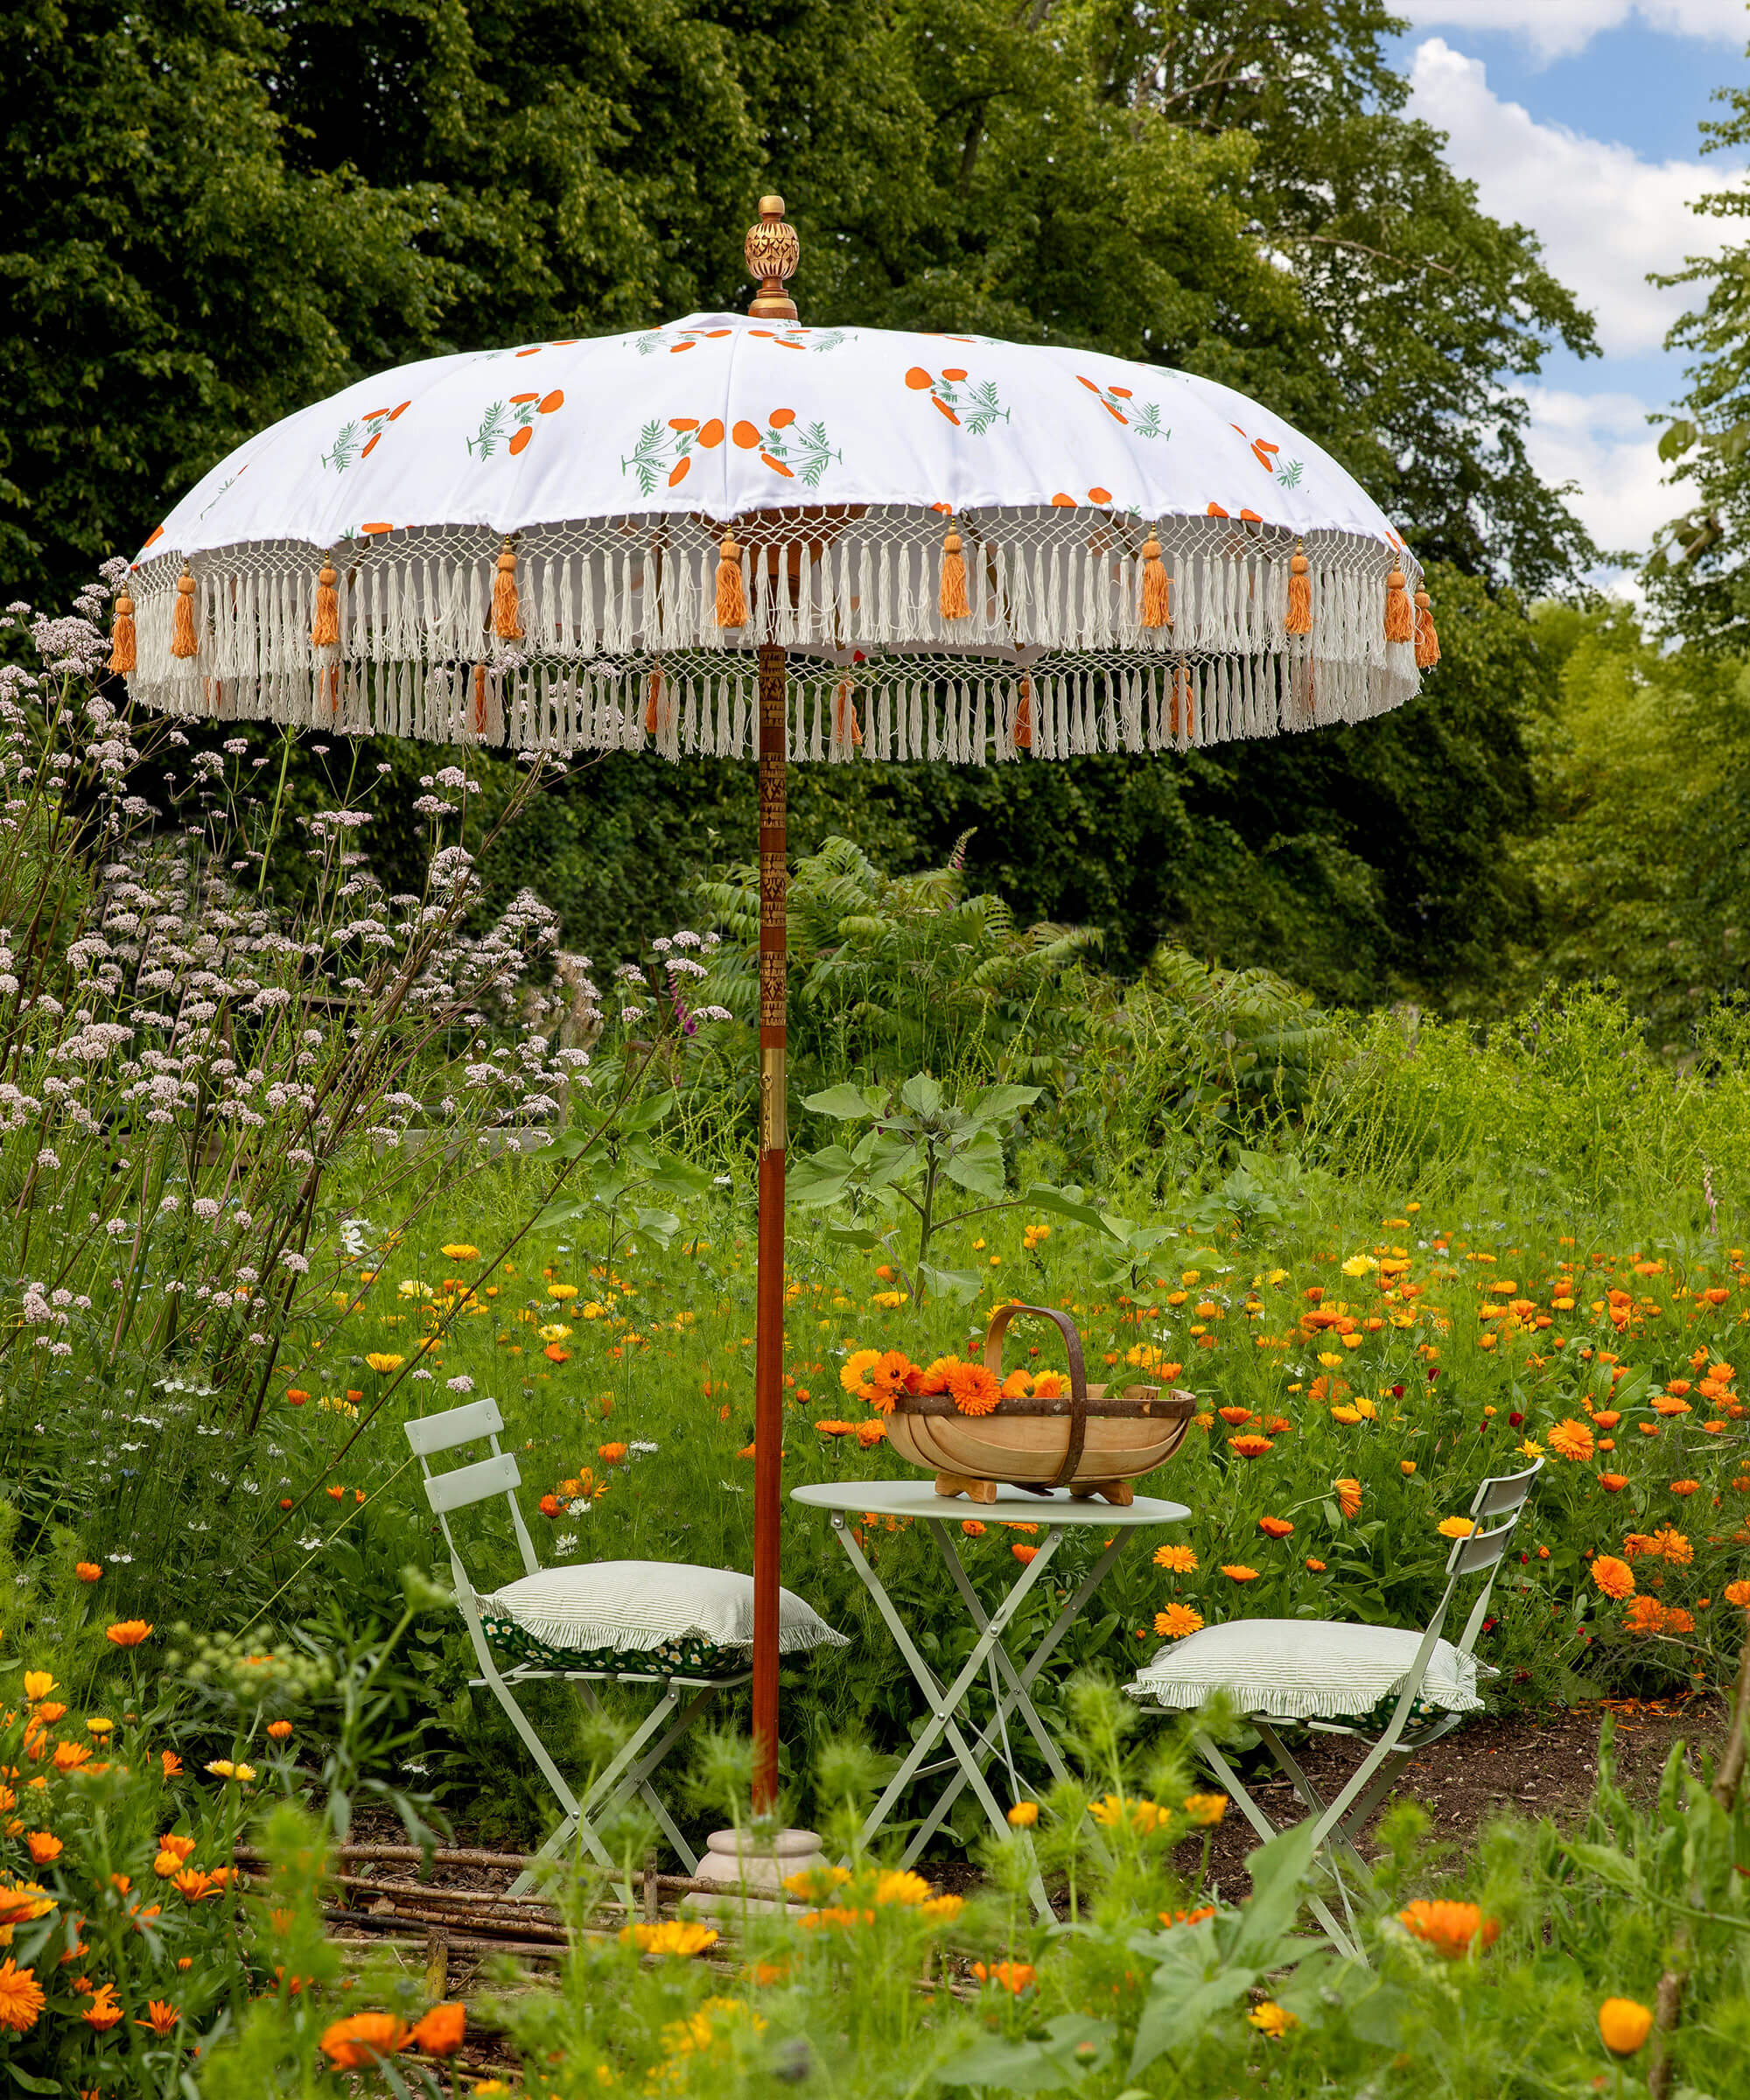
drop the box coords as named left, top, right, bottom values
left=1389, top=0, right=1750, bottom=570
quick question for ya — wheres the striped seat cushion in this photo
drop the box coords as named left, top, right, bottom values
left=475, top=1560, right=848, bottom=1676
left=1124, top=1619, right=1485, bottom=1724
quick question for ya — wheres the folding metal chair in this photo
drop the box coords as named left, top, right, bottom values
left=1127, top=1458, right=1542, bottom=1962
left=406, top=1398, right=746, bottom=1891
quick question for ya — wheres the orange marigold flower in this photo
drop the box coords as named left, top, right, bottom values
left=1599, top=1474, right=1629, bottom=1492
left=266, top=1718, right=294, bottom=1741
left=1599, top=1998, right=1655, bottom=2057
left=1398, top=1900, right=1500, bottom=1959
left=81, top=1981, right=122, bottom=2032
left=1006, top=1801, right=1039, bottom=1828
left=1154, top=1604, right=1205, bottom=1639
left=160, top=1752, right=182, bottom=1778
left=0, top=1886, right=53, bottom=1928
left=1334, top=1478, right=1362, bottom=1518
left=1305, top=1558, right=1327, bottom=1571
left=320, top=2012, right=412, bottom=2067
left=1012, top=1544, right=1037, bottom=1564
left=0, top=1959, right=46, bottom=2034
left=1258, top=1516, right=1294, bottom=1538
left=136, top=1998, right=180, bottom=2036
left=172, top=1869, right=215, bottom=1902
left=1160, top=1905, right=1218, bottom=1928
left=1228, top=1433, right=1273, bottom=1460
left=998, top=1369, right=1033, bottom=1399
left=103, top=1621, right=151, bottom=1648
left=946, top=1360, right=1003, bottom=1417
left=1546, top=1418, right=1595, bottom=1461
left=971, top=1961, right=1035, bottom=1994
left=1623, top=1596, right=1668, bottom=1634
left=1592, top=1555, right=1635, bottom=1600
left=74, top=1563, right=102, bottom=1584
left=1726, top=1578, right=1750, bottom=1608
left=1153, top=1544, right=1198, bottom=1572
left=52, top=1742, right=92, bottom=1774
left=410, top=2004, right=466, bottom=2056
left=1670, top=1480, right=1701, bottom=1497
left=1217, top=1405, right=1255, bottom=1426
left=1032, top=1371, right=1069, bottom=1400
left=157, top=1832, right=196, bottom=1866
left=23, top=1835, right=60, bottom=1867
left=1220, top=1564, right=1259, bottom=1582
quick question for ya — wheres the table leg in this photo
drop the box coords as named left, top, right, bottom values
left=827, top=1511, right=1062, bottom=1862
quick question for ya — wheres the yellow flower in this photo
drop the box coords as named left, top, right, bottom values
left=1152, top=1544, right=1199, bottom=1572
left=1182, top=1794, right=1228, bottom=1827
left=1437, top=1516, right=1475, bottom=1539
left=1006, top=1802, right=1039, bottom=1828
left=20, top=1674, right=54, bottom=1703
left=548, top=1283, right=578, bottom=1301
left=1249, top=2002, right=1298, bottom=2037
left=536, top=1323, right=573, bottom=1343
left=1340, top=1256, right=1377, bottom=1278
left=364, top=1352, right=403, bottom=1374
left=873, top=1870, right=934, bottom=1908
left=439, top=1244, right=480, bottom=1262
left=921, top=1893, right=963, bottom=1922
left=839, top=1348, right=881, bottom=1396
left=620, top=1919, right=718, bottom=1956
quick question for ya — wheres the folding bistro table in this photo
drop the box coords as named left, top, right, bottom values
left=793, top=1480, right=1189, bottom=1914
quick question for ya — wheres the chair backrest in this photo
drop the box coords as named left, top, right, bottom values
left=403, top=1397, right=540, bottom=1606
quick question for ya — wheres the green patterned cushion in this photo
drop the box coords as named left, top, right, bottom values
left=480, top=1614, right=738, bottom=1678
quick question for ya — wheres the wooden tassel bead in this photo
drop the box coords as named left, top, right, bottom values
left=492, top=537, right=523, bottom=640
left=310, top=562, right=340, bottom=648
left=939, top=528, right=970, bottom=620
left=1383, top=564, right=1412, bottom=644
left=1013, top=675, right=1032, bottom=752
left=1413, top=588, right=1440, bottom=668
left=107, top=591, right=136, bottom=675
left=1285, top=543, right=1312, bottom=636
left=1139, top=534, right=1172, bottom=629
left=170, top=566, right=199, bottom=660
left=716, top=532, right=747, bottom=628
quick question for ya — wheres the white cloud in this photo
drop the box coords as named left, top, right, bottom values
left=1396, top=0, right=1749, bottom=62
left=1513, top=384, right=1688, bottom=553
left=1406, top=38, right=1733, bottom=357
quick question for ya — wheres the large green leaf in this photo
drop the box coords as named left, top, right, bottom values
left=788, top=1145, right=859, bottom=1207
left=803, top=1082, right=879, bottom=1122
left=919, top=1261, right=987, bottom=1306
left=943, top=1124, right=1006, bottom=1197
left=969, top=1082, right=1042, bottom=1124
left=1223, top=1821, right=1318, bottom=1967
left=1129, top=1940, right=1257, bottom=2078
left=939, top=2016, right=1115, bottom=2091
left=900, top=1072, right=943, bottom=1116
left=1023, top=1184, right=1109, bottom=1232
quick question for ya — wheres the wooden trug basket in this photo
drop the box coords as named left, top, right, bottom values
left=886, top=1301, right=1195, bottom=1506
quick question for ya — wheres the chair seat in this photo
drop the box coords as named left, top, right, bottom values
left=476, top=1559, right=847, bottom=1678
left=1124, top=1617, right=1485, bottom=1725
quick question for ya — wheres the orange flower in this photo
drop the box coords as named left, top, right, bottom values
left=1398, top=1900, right=1499, bottom=1959
left=158, top=1832, right=197, bottom=1866
left=1032, top=1371, right=1069, bottom=1400
left=1623, top=1597, right=1668, bottom=1634
left=1154, top=1604, right=1205, bottom=1639
left=542, top=1343, right=570, bottom=1364
left=136, top=1999, right=180, bottom=2036
left=160, top=1753, right=183, bottom=1778
left=946, top=1361, right=1003, bottom=1417
left=80, top=1982, right=122, bottom=2032
left=1599, top=1474, right=1629, bottom=1492
left=1006, top=1802, right=1040, bottom=1828
left=1599, top=1998, right=1654, bottom=2057
left=1228, top=1433, right=1273, bottom=1460
left=1546, top=1418, right=1594, bottom=1462
left=1334, top=1478, right=1362, bottom=1518
left=320, top=2012, right=412, bottom=2068
left=1012, top=1544, right=1037, bottom=1564
left=1305, top=1558, right=1327, bottom=1572
left=1725, top=1579, right=1750, bottom=1608
left=598, top=1442, right=628, bottom=1463
left=1670, top=1480, right=1701, bottom=1497
left=0, top=1959, right=45, bottom=2033
left=1592, top=1555, right=1635, bottom=1600
left=172, top=1869, right=216, bottom=1902
left=74, top=1564, right=102, bottom=1584
left=1153, top=1544, right=1199, bottom=1572
left=24, top=1835, right=60, bottom=1866
left=1257, top=1516, right=1294, bottom=1538
left=52, top=1742, right=92, bottom=1774
left=104, top=1621, right=151, bottom=1648
left=971, top=1961, right=1035, bottom=1993
left=0, top=1886, right=52, bottom=1928
left=1220, top=1564, right=1259, bottom=1582
left=410, top=2004, right=466, bottom=2056
left=1217, top=1405, right=1255, bottom=1426
left=266, top=1719, right=294, bottom=1741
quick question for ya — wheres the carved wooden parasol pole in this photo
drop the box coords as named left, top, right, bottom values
left=746, top=197, right=799, bottom=1814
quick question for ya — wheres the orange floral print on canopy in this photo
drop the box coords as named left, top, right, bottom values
left=1074, top=373, right=1166, bottom=438
left=625, top=409, right=838, bottom=492
left=904, top=366, right=1011, bottom=433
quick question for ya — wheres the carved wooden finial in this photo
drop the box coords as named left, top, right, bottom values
left=746, top=194, right=799, bottom=323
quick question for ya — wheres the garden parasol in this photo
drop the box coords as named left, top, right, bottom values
left=113, top=198, right=1439, bottom=1810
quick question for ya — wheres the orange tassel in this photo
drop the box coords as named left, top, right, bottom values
left=472, top=664, right=488, bottom=735
left=1413, top=588, right=1440, bottom=668
left=107, top=591, right=136, bottom=675
left=310, top=562, right=340, bottom=648
left=716, top=532, right=746, bottom=628
left=324, top=666, right=341, bottom=715
left=492, top=538, right=522, bottom=641
left=1285, top=542, right=1312, bottom=636
left=833, top=677, right=863, bottom=749
left=1168, top=668, right=1194, bottom=741
left=939, top=528, right=969, bottom=620
left=170, top=566, right=199, bottom=661
left=1384, top=564, right=1412, bottom=644
left=1013, top=676, right=1032, bottom=752
left=1139, top=535, right=1171, bottom=629
left=645, top=662, right=668, bottom=738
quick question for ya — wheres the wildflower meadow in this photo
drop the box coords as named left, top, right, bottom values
left=0, top=564, right=1742, bottom=2098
